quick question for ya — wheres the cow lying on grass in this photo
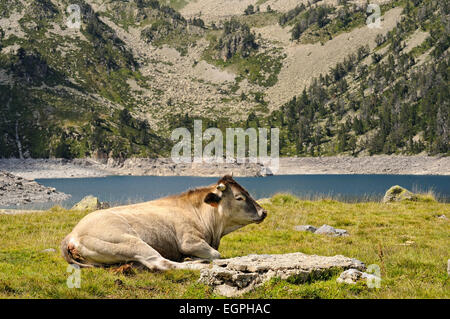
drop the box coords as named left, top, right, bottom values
left=61, top=175, right=267, bottom=271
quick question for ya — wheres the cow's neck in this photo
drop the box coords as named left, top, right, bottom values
left=222, top=223, right=245, bottom=236
left=196, top=204, right=227, bottom=249
left=198, top=206, right=249, bottom=249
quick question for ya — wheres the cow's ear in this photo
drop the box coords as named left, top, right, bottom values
left=204, top=193, right=221, bottom=208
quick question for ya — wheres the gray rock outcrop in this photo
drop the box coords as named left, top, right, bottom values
left=199, top=252, right=365, bottom=297
left=0, top=171, right=70, bottom=206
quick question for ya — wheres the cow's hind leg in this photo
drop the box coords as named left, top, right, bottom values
left=76, top=235, right=205, bottom=271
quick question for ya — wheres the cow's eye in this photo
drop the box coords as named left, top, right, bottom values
left=235, top=196, right=245, bottom=201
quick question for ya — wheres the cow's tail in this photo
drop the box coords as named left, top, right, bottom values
left=60, top=235, right=94, bottom=268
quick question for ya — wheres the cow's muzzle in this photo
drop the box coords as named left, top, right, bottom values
left=255, top=210, right=267, bottom=223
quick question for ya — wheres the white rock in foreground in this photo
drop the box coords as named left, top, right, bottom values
left=199, top=252, right=365, bottom=297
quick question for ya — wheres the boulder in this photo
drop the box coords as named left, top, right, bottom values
left=314, top=224, right=348, bottom=237
left=71, top=195, right=109, bottom=211
left=199, top=252, right=365, bottom=297
left=382, top=185, right=415, bottom=203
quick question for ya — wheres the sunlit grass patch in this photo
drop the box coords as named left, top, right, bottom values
left=0, top=194, right=448, bottom=298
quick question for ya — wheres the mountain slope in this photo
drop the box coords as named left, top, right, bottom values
left=264, top=0, right=449, bottom=156
left=0, top=0, right=448, bottom=159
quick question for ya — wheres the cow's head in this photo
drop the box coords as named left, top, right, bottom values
left=204, top=175, right=267, bottom=228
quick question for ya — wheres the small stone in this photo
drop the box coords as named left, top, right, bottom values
left=336, top=269, right=364, bottom=284
left=437, top=215, right=448, bottom=220
left=293, top=225, right=317, bottom=233
left=447, top=260, right=450, bottom=275
left=334, top=228, right=349, bottom=236
left=337, top=268, right=381, bottom=286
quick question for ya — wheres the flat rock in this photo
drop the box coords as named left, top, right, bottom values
left=314, top=224, right=349, bottom=237
left=199, top=252, right=365, bottom=297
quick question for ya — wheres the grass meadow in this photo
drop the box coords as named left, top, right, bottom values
left=0, top=194, right=449, bottom=299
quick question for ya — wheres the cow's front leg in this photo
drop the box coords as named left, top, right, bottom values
left=180, top=236, right=221, bottom=260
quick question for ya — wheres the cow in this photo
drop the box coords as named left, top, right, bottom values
left=61, top=175, right=267, bottom=271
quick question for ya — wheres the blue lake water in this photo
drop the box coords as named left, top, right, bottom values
left=13, top=174, right=449, bottom=209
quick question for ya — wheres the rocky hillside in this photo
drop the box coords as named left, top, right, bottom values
left=0, top=0, right=448, bottom=159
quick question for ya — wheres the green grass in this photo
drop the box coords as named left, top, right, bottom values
left=0, top=194, right=449, bottom=299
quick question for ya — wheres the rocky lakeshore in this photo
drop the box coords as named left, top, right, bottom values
left=0, top=171, right=70, bottom=207
left=276, top=155, right=450, bottom=175
left=0, top=155, right=448, bottom=180
left=0, top=158, right=266, bottom=179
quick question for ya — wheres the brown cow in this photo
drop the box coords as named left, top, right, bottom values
left=61, top=175, right=267, bottom=271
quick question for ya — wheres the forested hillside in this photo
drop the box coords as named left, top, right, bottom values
left=264, top=0, right=450, bottom=156
left=0, top=0, right=448, bottom=159
left=0, top=0, right=171, bottom=159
